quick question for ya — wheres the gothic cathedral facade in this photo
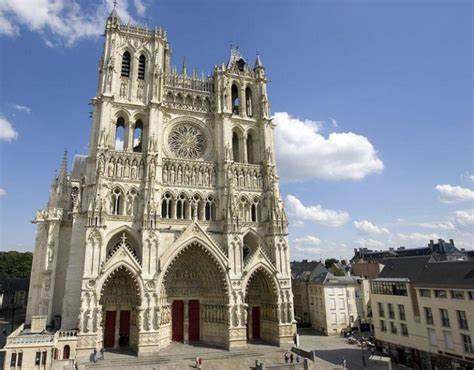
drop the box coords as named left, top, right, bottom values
left=5, top=10, right=295, bottom=365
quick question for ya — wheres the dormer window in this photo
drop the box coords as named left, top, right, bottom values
left=121, top=51, right=131, bottom=77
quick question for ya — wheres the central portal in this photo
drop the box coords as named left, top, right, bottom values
left=162, top=242, right=228, bottom=347
left=171, top=299, right=200, bottom=343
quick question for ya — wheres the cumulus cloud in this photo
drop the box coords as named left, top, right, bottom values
left=416, top=221, right=455, bottom=231
left=12, top=104, right=31, bottom=113
left=389, top=232, right=440, bottom=247
left=0, top=0, right=144, bottom=46
left=0, top=116, right=18, bottom=142
left=0, top=188, right=6, bottom=196
left=273, top=112, right=383, bottom=181
left=356, top=238, right=385, bottom=249
left=435, top=184, right=474, bottom=203
left=293, top=235, right=321, bottom=246
left=354, top=220, right=389, bottom=236
left=453, top=210, right=474, bottom=234
left=285, top=194, right=349, bottom=227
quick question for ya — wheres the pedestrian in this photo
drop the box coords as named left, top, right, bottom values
left=342, top=358, right=347, bottom=370
left=284, top=351, right=289, bottom=363
left=92, top=349, right=97, bottom=363
left=195, top=356, right=202, bottom=369
left=290, top=353, right=294, bottom=363
left=100, top=348, right=105, bottom=360
left=296, top=355, right=301, bottom=363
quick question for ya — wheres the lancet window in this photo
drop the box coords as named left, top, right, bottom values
left=121, top=51, right=131, bottom=77
left=133, top=119, right=143, bottom=152
left=138, top=55, right=146, bottom=80
left=115, top=117, right=125, bottom=151
left=231, top=84, right=240, bottom=114
left=111, top=188, right=124, bottom=215
left=245, top=86, right=253, bottom=117
left=161, top=192, right=173, bottom=219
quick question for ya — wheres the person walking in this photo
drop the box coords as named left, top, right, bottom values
left=290, top=353, right=294, bottom=363
left=284, top=352, right=289, bottom=363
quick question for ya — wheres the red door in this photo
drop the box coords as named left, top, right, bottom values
left=119, top=310, right=131, bottom=347
left=104, top=311, right=116, bottom=348
left=188, top=300, right=200, bottom=342
left=252, top=306, right=261, bottom=340
left=172, top=300, right=184, bottom=342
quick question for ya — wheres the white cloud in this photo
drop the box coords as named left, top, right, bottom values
left=453, top=210, right=474, bottom=234
left=389, top=232, right=440, bottom=247
left=356, top=238, right=385, bottom=249
left=293, top=235, right=321, bottom=246
left=12, top=104, right=31, bottom=113
left=435, top=184, right=474, bottom=203
left=0, top=0, right=144, bottom=46
left=274, top=112, right=383, bottom=181
left=0, top=188, right=6, bottom=196
left=0, top=116, right=18, bottom=142
left=285, top=194, right=349, bottom=227
left=416, top=221, right=455, bottom=231
left=354, top=220, right=389, bottom=236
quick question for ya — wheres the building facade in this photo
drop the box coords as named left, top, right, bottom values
left=291, top=262, right=369, bottom=335
left=371, top=257, right=474, bottom=369
left=4, top=9, right=296, bottom=368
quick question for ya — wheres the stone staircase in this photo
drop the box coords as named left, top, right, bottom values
left=81, top=347, right=275, bottom=369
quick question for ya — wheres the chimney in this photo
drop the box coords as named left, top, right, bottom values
left=30, top=315, right=47, bottom=333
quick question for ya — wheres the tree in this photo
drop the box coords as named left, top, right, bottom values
left=324, top=258, right=339, bottom=269
left=0, top=251, right=33, bottom=279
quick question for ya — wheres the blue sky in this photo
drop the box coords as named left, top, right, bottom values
left=0, top=0, right=472, bottom=260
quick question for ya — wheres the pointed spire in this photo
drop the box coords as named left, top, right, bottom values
left=60, top=149, right=68, bottom=176
left=108, top=0, right=120, bottom=23
left=181, top=57, right=187, bottom=76
left=254, top=52, right=264, bottom=68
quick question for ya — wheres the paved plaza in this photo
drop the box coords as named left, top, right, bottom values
left=79, top=329, right=401, bottom=370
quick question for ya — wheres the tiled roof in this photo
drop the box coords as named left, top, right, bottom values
left=378, top=256, right=474, bottom=287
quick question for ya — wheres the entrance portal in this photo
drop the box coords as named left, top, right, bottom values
left=162, top=242, right=228, bottom=347
left=100, top=267, right=140, bottom=350
left=251, top=306, right=261, bottom=340
left=246, top=268, right=279, bottom=344
left=188, top=300, right=200, bottom=342
left=171, top=300, right=184, bottom=342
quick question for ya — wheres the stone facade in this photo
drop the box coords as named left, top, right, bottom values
left=4, top=9, right=296, bottom=367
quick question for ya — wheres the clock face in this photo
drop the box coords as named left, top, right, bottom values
left=168, top=123, right=207, bottom=160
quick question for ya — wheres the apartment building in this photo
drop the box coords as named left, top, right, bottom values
left=292, top=261, right=370, bottom=334
left=371, top=256, right=474, bottom=369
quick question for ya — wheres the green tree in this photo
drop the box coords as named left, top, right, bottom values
left=0, top=251, right=33, bottom=279
left=324, top=258, right=339, bottom=269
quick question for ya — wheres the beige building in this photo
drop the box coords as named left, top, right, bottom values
left=3, top=8, right=296, bottom=369
left=371, top=256, right=474, bottom=369
left=292, top=262, right=370, bottom=335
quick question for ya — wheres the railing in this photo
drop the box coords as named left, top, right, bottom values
left=99, top=150, right=145, bottom=181
left=228, top=163, right=263, bottom=191
left=162, top=158, right=216, bottom=188
left=164, top=73, right=213, bottom=93
left=57, top=330, right=78, bottom=338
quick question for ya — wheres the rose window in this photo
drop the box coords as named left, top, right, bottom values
left=168, top=124, right=206, bottom=159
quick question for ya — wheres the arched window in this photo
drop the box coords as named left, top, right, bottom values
left=247, top=133, right=254, bottom=164
left=243, top=232, right=259, bottom=262
left=63, top=345, right=70, bottom=360
left=176, top=194, right=188, bottom=220
left=205, top=196, right=215, bottom=221
left=133, top=119, right=143, bottom=152
left=245, top=87, right=253, bottom=117
left=239, top=196, right=250, bottom=222
left=126, top=188, right=138, bottom=216
left=192, top=194, right=203, bottom=220
left=111, top=188, right=124, bottom=215
left=115, top=117, right=125, bottom=150
left=161, top=193, right=173, bottom=219
left=251, top=198, right=260, bottom=222
left=138, top=55, right=146, bottom=80
left=232, top=131, right=240, bottom=162
left=121, top=51, right=131, bottom=77
left=231, top=84, right=240, bottom=114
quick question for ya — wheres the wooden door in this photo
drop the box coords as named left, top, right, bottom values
left=119, top=310, right=131, bottom=347
left=104, top=311, right=116, bottom=348
left=252, top=306, right=260, bottom=340
left=172, top=300, right=184, bottom=342
left=188, top=300, right=200, bottom=342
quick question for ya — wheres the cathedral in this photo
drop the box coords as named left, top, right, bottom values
left=4, top=8, right=295, bottom=368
